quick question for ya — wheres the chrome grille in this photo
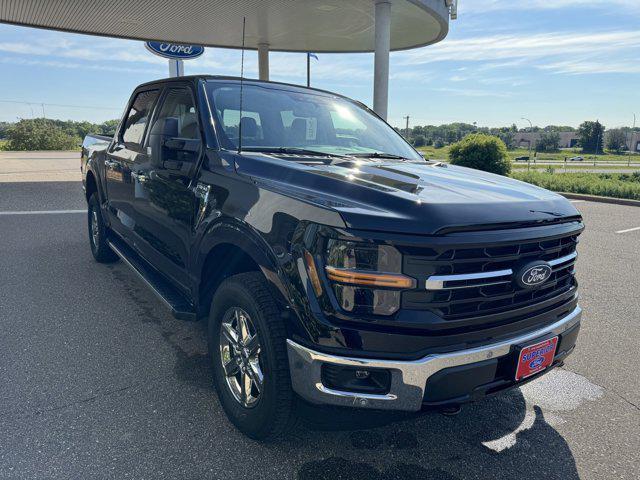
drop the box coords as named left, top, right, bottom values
left=401, top=231, right=580, bottom=321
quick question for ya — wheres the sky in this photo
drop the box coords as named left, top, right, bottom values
left=0, top=0, right=639, bottom=130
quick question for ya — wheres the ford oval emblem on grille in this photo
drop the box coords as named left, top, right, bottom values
left=516, top=262, right=552, bottom=289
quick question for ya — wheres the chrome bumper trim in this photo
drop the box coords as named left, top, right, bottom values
left=287, top=305, right=581, bottom=411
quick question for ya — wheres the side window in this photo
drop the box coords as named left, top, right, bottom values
left=152, top=88, right=200, bottom=140
left=121, top=89, right=159, bottom=147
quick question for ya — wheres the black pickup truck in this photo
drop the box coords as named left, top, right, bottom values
left=82, top=75, right=583, bottom=440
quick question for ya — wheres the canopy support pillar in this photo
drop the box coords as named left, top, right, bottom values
left=168, top=59, right=184, bottom=77
left=258, top=43, right=270, bottom=81
left=373, top=0, right=391, bottom=120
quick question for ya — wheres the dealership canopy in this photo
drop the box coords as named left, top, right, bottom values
left=0, top=0, right=455, bottom=119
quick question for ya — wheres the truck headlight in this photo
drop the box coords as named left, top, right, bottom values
left=324, top=240, right=415, bottom=316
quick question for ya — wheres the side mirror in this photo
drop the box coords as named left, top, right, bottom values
left=163, top=137, right=200, bottom=153
left=161, top=137, right=201, bottom=172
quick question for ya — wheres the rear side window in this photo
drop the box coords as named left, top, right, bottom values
left=121, top=89, right=159, bottom=147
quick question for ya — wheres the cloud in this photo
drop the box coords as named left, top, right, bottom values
left=0, top=56, right=164, bottom=76
left=395, top=30, right=640, bottom=80
left=0, top=31, right=373, bottom=86
left=432, top=87, right=512, bottom=98
left=460, top=0, right=640, bottom=15
left=399, top=31, right=640, bottom=65
left=538, top=59, right=640, bottom=75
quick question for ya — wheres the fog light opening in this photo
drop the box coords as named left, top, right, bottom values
left=321, top=364, right=391, bottom=395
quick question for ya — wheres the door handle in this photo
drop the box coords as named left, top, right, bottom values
left=104, top=159, right=116, bottom=168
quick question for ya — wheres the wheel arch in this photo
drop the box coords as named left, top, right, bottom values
left=195, top=220, right=294, bottom=320
left=85, top=170, right=98, bottom=202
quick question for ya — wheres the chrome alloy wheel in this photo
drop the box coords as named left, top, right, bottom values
left=219, top=307, right=263, bottom=408
left=90, top=209, right=100, bottom=247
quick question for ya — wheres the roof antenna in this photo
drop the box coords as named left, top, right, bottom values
left=237, top=16, right=246, bottom=154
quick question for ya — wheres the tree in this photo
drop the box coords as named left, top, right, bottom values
left=606, top=128, right=627, bottom=153
left=0, top=121, right=11, bottom=139
left=100, top=119, right=120, bottom=136
left=449, top=133, right=511, bottom=175
left=536, top=132, right=561, bottom=152
left=6, top=118, right=78, bottom=151
left=497, top=131, right=515, bottom=150
left=543, top=125, right=575, bottom=132
left=412, top=134, right=425, bottom=147
left=578, top=120, right=605, bottom=154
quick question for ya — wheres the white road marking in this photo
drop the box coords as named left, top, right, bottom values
left=616, top=226, right=640, bottom=234
left=0, top=209, right=85, bottom=216
left=569, top=200, right=585, bottom=203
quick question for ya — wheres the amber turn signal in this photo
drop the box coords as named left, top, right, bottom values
left=325, top=266, right=415, bottom=289
left=304, top=251, right=324, bottom=297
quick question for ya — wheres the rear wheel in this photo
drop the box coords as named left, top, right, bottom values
left=87, top=193, right=118, bottom=263
left=208, top=272, right=297, bottom=440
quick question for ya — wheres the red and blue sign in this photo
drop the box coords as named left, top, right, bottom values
left=515, top=336, right=558, bottom=381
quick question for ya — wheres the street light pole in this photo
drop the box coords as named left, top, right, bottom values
left=630, top=113, right=637, bottom=167
left=522, top=117, right=533, bottom=170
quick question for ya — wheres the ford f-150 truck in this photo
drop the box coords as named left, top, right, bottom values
left=82, top=75, right=583, bottom=440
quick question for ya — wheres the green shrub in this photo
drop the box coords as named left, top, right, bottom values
left=449, top=133, right=511, bottom=175
left=6, top=119, right=78, bottom=151
left=512, top=171, right=640, bottom=200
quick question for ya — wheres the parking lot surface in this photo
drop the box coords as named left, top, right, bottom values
left=0, top=162, right=639, bottom=479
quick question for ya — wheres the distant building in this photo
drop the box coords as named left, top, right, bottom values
left=514, top=131, right=640, bottom=151
left=628, top=132, right=640, bottom=152
left=514, top=132, right=579, bottom=149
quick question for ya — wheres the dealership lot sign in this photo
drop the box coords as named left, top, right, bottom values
left=145, top=41, right=204, bottom=60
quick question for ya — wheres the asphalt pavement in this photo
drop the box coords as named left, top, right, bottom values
left=0, top=163, right=638, bottom=479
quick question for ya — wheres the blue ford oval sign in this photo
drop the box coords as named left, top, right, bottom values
left=145, top=41, right=204, bottom=60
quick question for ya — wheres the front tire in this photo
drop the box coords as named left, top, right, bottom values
left=87, top=193, right=118, bottom=263
left=208, top=272, right=297, bottom=440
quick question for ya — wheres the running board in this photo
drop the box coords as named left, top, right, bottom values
left=107, top=236, right=197, bottom=321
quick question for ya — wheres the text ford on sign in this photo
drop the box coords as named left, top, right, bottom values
left=145, top=41, right=204, bottom=60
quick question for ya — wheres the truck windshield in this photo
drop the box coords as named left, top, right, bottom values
left=205, top=81, right=423, bottom=160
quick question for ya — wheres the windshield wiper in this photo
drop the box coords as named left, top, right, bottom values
left=348, top=152, right=408, bottom=160
left=241, top=147, right=346, bottom=158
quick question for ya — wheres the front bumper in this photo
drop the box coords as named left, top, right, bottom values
left=287, top=305, right=581, bottom=411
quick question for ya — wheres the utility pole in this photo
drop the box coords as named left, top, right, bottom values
left=403, top=115, right=410, bottom=141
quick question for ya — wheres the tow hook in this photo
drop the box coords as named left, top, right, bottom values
left=440, top=405, right=462, bottom=416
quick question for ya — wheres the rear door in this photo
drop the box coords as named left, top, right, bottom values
left=104, top=88, right=159, bottom=240
left=132, top=85, right=203, bottom=291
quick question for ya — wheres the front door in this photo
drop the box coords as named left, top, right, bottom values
left=104, top=88, right=159, bottom=240
left=132, top=86, right=203, bottom=291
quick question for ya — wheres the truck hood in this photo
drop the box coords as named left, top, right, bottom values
left=234, top=153, right=580, bottom=235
